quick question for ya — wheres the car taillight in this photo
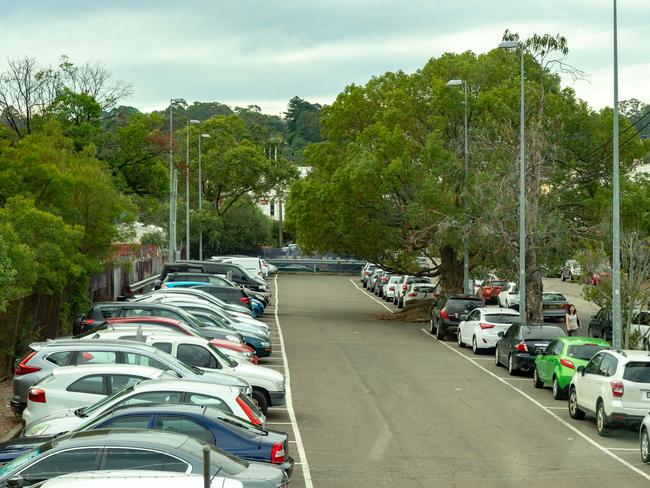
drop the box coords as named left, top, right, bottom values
left=402, top=284, right=408, bottom=291
left=407, top=292, right=417, bottom=297
left=15, top=352, right=41, bottom=375
left=611, top=380, right=624, bottom=397
left=270, top=441, right=287, bottom=463
left=381, top=277, right=389, bottom=283
left=81, top=318, right=94, bottom=326
left=28, top=388, right=46, bottom=403
left=251, top=355, right=259, bottom=365
left=515, top=342, right=528, bottom=352
left=479, top=323, right=494, bottom=329
left=239, top=297, right=251, bottom=304
left=441, top=308, right=449, bottom=320
left=389, top=285, right=395, bottom=290
left=236, top=395, right=262, bottom=426
left=560, top=358, right=575, bottom=369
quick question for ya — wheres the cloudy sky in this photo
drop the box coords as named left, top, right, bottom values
left=1, top=0, right=648, bottom=116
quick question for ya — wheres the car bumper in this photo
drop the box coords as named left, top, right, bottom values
left=475, top=335, right=499, bottom=348
left=543, top=310, right=566, bottom=319
left=606, top=411, right=645, bottom=427
left=513, top=353, right=536, bottom=370
left=282, top=456, right=295, bottom=480
left=10, top=399, right=26, bottom=416
left=269, top=390, right=286, bottom=407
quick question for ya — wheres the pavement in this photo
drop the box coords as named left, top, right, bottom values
left=265, top=274, right=650, bottom=488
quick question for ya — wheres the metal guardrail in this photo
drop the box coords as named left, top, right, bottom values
left=266, top=258, right=365, bottom=274
left=126, top=274, right=160, bottom=296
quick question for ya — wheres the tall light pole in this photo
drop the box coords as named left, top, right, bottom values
left=186, top=119, right=200, bottom=260
left=168, top=98, right=185, bottom=261
left=499, top=40, right=526, bottom=320
left=198, top=133, right=210, bottom=261
left=612, top=0, right=622, bottom=349
left=446, top=79, right=470, bottom=294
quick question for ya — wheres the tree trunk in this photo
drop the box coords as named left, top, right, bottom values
left=439, top=245, right=464, bottom=293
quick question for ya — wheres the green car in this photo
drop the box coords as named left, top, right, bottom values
left=533, top=336, right=610, bottom=399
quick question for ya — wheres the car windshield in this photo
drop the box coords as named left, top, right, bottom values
left=543, top=293, right=566, bottom=302
left=623, top=362, right=650, bottom=383
left=0, top=447, right=42, bottom=477
left=567, top=344, right=609, bottom=360
left=522, top=326, right=564, bottom=339
left=208, top=342, right=236, bottom=368
left=79, top=384, right=137, bottom=417
left=490, top=281, right=509, bottom=287
left=484, top=314, right=519, bottom=324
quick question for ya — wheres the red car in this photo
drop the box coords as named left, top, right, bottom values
left=477, top=279, right=509, bottom=304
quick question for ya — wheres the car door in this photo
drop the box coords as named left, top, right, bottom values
left=108, top=374, right=150, bottom=394
left=537, top=340, right=559, bottom=383
left=101, top=447, right=190, bottom=472
left=152, top=414, right=215, bottom=444
left=593, top=353, right=617, bottom=408
left=499, top=324, right=517, bottom=363
left=63, top=374, right=108, bottom=409
left=580, top=353, right=604, bottom=412
left=177, top=343, right=220, bottom=370
left=16, top=447, right=102, bottom=485
left=461, top=310, right=480, bottom=346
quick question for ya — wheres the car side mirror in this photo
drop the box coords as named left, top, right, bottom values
left=154, top=279, right=162, bottom=290
left=7, top=476, right=24, bottom=488
left=577, top=365, right=585, bottom=375
left=460, top=313, right=468, bottom=321
left=497, top=331, right=505, bottom=338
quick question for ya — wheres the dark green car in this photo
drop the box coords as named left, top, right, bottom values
left=533, top=336, right=610, bottom=399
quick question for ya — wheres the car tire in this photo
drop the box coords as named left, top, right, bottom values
left=472, top=336, right=479, bottom=355
left=588, top=326, right=595, bottom=338
left=429, top=318, right=436, bottom=335
left=457, top=331, right=464, bottom=348
left=436, top=321, right=445, bottom=340
left=495, top=347, right=501, bottom=367
left=596, top=400, right=611, bottom=437
left=641, top=428, right=650, bottom=464
left=398, top=299, right=403, bottom=309
left=533, top=368, right=544, bottom=388
left=552, top=376, right=565, bottom=400
left=508, top=354, right=517, bottom=375
left=568, top=387, right=585, bottom=420
left=252, top=389, right=269, bottom=415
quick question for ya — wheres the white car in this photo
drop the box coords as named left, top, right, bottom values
left=457, top=307, right=520, bottom=354
left=41, top=471, right=242, bottom=488
left=497, top=282, right=518, bottom=308
left=384, top=275, right=402, bottom=301
left=86, top=330, right=285, bottom=415
left=569, top=349, right=650, bottom=436
left=24, top=378, right=264, bottom=437
left=403, top=283, right=437, bottom=307
left=214, top=256, right=265, bottom=280
left=23, top=364, right=172, bottom=427
left=394, top=276, right=433, bottom=308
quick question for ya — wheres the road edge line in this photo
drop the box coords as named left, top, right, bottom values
left=420, top=328, right=650, bottom=482
left=274, top=274, right=314, bottom=488
left=349, top=279, right=394, bottom=313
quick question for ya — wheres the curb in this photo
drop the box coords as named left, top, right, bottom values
left=0, top=423, right=22, bottom=443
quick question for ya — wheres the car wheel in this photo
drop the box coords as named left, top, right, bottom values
left=457, top=331, right=464, bottom=348
left=429, top=318, right=436, bottom=335
left=568, top=387, right=585, bottom=420
left=645, top=339, right=650, bottom=352
left=495, top=347, right=501, bottom=367
left=436, top=321, right=445, bottom=340
left=472, top=336, right=479, bottom=355
left=596, top=400, right=611, bottom=437
left=533, top=368, right=543, bottom=388
left=552, top=376, right=565, bottom=400
left=252, top=389, right=269, bottom=415
left=641, top=428, right=650, bottom=464
left=398, top=299, right=403, bottom=309
left=508, top=354, right=517, bottom=375
left=588, top=326, right=595, bottom=338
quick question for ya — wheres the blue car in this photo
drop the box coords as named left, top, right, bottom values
left=163, top=282, right=264, bottom=317
left=0, top=404, right=293, bottom=478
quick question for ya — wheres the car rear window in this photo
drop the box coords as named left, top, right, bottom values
left=567, top=344, right=609, bottom=360
left=490, top=281, right=509, bottom=287
left=522, top=326, right=565, bottom=339
left=413, top=285, right=436, bottom=293
left=543, top=293, right=566, bottom=302
left=623, top=362, right=650, bottom=383
left=446, top=298, right=481, bottom=313
left=484, top=314, right=519, bottom=324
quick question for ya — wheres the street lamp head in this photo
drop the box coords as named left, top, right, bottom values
left=201, top=133, right=211, bottom=138
left=498, top=40, right=519, bottom=49
left=170, top=98, right=186, bottom=104
left=446, top=79, right=464, bottom=86
left=189, top=119, right=200, bottom=125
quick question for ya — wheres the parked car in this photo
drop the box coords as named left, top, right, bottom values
left=569, top=350, right=650, bottom=436
left=495, top=323, right=566, bottom=375
left=588, top=308, right=612, bottom=341
left=472, top=274, right=498, bottom=295
left=561, top=259, right=582, bottom=282
left=214, top=256, right=266, bottom=281
left=22, top=364, right=172, bottom=428
left=0, top=429, right=286, bottom=487
left=591, top=264, right=611, bottom=286
left=23, top=377, right=264, bottom=437
left=457, top=308, right=520, bottom=354
left=161, top=261, right=269, bottom=295
left=37, top=471, right=243, bottom=488
left=541, top=291, right=570, bottom=321
left=402, top=283, right=437, bottom=308
left=477, top=279, right=509, bottom=304
left=162, top=272, right=232, bottom=288
left=395, top=276, right=433, bottom=308
left=366, top=269, right=383, bottom=291
left=374, top=272, right=394, bottom=298
left=533, top=337, right=610, bottom=399
left=497, top=282, right=518, bottom=308
left=12, top=339, right=251, bottom=417
left=383, top=275, right=402, bottom=302
left=360, top=263, right=378, bottom=287
left=429, top=295, right=482, bottom=340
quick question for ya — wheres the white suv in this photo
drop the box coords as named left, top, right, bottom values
left=569, top=350, right=650, bottom=436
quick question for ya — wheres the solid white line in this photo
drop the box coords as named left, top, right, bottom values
left=266, top=422, right=293, bottom=425
left=544, top=406, right=567, bottom=410
left=501, top=377, right=532, bottom=381
left=605, top=448, right=639, bottom=451
left=349, top=279, right=394, bottom=313
left=419, top=328, right=650, bottom=482
left=274, top=274, right=314, bottom=488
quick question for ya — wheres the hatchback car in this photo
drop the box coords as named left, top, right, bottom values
left=457, top=308, right=520, bottom=353
left=429, top=295, right=482, bottom=340
left=495, top=323, right=566, bottom=375
left=403, top=283, right=437, bottom=308
left=533, top=337, right=610, bottom=399
left=541, top=292, right=570, bottom=321
left=569, top=350, right=650, bottom=436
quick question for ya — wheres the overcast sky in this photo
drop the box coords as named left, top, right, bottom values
left=1, top=0, right=648, bottom=116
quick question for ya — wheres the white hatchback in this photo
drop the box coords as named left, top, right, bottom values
left=497, top=282, right=518, bottom=308
left=22, top=364, right=172, bottom=427
left=569, top=350, right=650, bottom=436
left=457, top=308, right=520, bottom=354
left=403, top=283, right=437, bottom=307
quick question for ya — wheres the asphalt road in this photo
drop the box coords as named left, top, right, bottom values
left=263, top=274, right=650, bottom=488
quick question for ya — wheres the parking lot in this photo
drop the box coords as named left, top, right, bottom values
left=274, top=273, right=650, bottom=487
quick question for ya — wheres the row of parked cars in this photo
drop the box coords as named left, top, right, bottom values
left=1, top=257, right=292, bottom=487
left=360, top=264, right=437, bottom=308
left=361, top=263, right=650, bottom=463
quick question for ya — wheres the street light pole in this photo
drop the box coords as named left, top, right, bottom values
left=168, top=98, right=185, bottom=261
left=612, top=0, right=622, bottom=349
left=446, top=79, right=470, bottom=294
left=499, top=40, right=526, bottom=320
left=186, top=119, right=200, bottom=260
left=198, top=133, right=210, bottom=261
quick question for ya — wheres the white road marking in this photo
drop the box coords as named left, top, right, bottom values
left=606, top=448, right=639, bottom=451
left=544, top=406, right=568, bottom=410
left=266, top=422, right=293, bottom=425
left=420, top=328, right=650, bottom=482
left=501, top=377, right=532, bottom=381
left=349, top=279, right=394, bottom=313
left=274, top=274, right=314, bottom=488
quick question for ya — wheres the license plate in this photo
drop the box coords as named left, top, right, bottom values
left=646, top=391, right=650, bottom=399
left=455, top=313, right=459, bottom=319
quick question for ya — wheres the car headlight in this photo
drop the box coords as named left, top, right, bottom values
left=261, top=341, right=271, bottom=347
left=25, top=423, right=50, bottom=436
left=274, top=380, right=285, bottom=391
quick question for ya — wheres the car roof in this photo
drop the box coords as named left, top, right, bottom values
left=32, top=338, right=160, bottom=352
left=131, top=378, right=237, bottom=394
left=448, top=295, right=481, bottom=301
left=107, top=316, right=183, bottom=325
left=51, top=364, right=163, bottom=377
left=114, top=333, right=208, bottom=345
left=46, top=428, right=189, bottom=451
left=105, top=403, right=243, bottom=424
left=558, top=337, right=610, bottom=346
left=476, top=307, right=519, bottom=315
left=611, top=350, right=650, bottom=361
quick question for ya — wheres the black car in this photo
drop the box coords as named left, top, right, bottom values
left=430, top=295, right=482, bottom=340
left=192, top=285, right=253, bottom=309
left=588, top=308, right=612, bottom=340
left=161, top=261, right=268, bottom=293
left=495, top=323, right=566, bottom=375
left=0, top=429, right=286, bottom=487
